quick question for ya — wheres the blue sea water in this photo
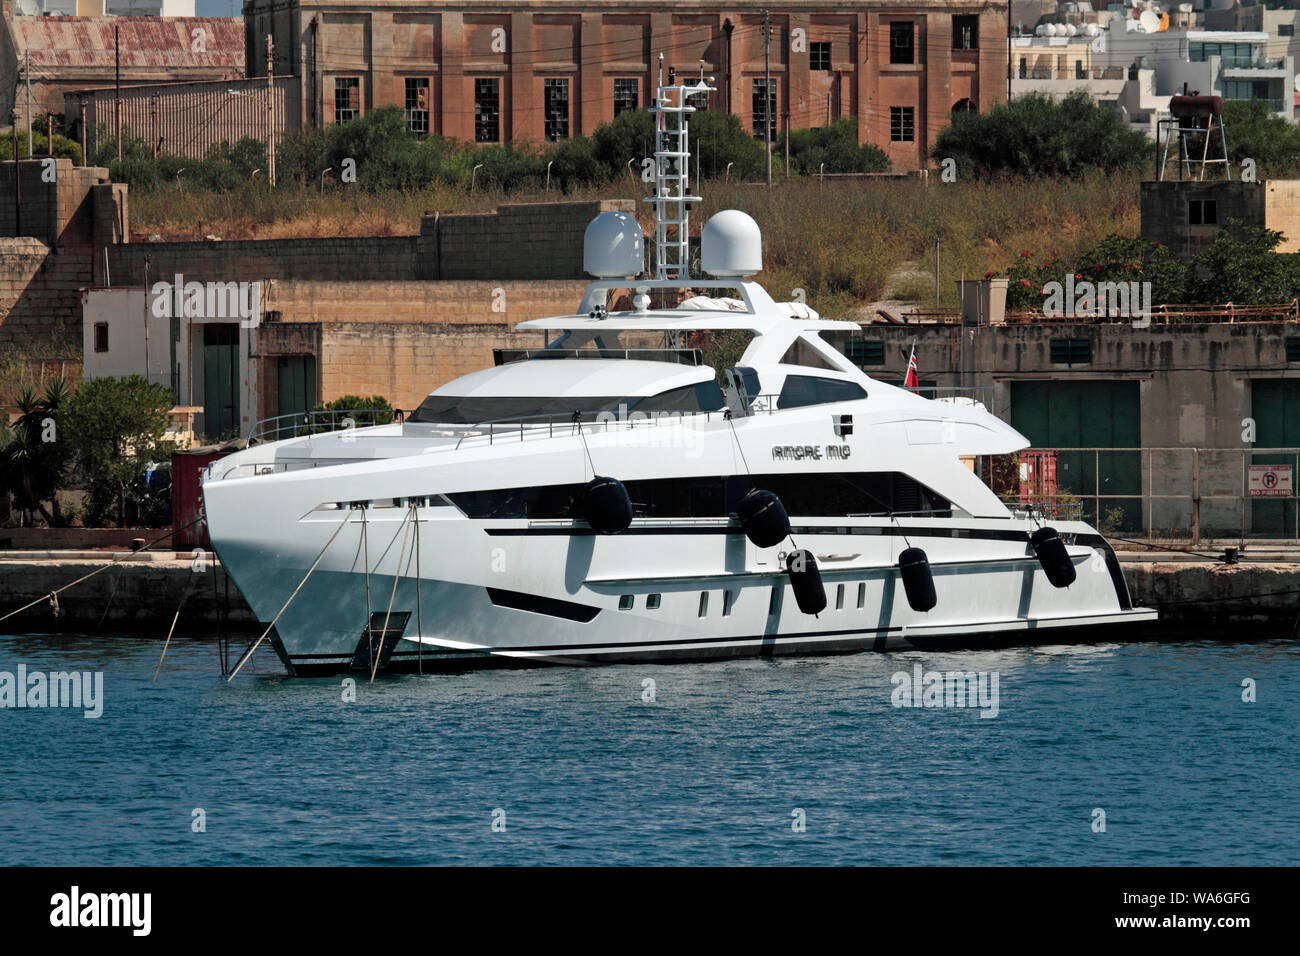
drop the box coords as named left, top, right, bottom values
left=0, top=628, right=1296, bottom=866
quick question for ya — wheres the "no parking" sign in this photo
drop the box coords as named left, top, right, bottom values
left=1248, top=464, right=1294, bottom=498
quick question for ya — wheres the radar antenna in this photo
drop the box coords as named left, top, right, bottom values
left=647, top=55, right=714, bottom=280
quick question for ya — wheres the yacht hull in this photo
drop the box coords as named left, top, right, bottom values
left=207, top=501, right=1156, bottom=676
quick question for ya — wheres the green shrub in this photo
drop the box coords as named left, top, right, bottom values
left=61, top=376, right=175, bottom=528
left=0, top=130, right=83, bottom=165
left=932, top=91, right=1149, bottom=178
left=787, top=119, right=889, bottom=175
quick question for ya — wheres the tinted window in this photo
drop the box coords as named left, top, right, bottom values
left=777, top=375, right=867, bottom=409
left=446, top=472, right=948, bottom=519
left=411, top=395, right=626, bottom=424
left=638, top=381, right=725, bottom=413
left=411, top=381, right=724, bottom=424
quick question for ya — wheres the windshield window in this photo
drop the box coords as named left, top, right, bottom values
left=777, top=375, right=867, bottom=409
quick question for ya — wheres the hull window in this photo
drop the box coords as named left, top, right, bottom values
left=447, top=472, right=949, bottom=520
left=486, top=587, right=600, bottom=622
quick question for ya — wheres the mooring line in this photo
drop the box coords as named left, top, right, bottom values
left=226, top=507, right=354, bottom=682
left=95, top=562, right=127, bottom=632
left=361, top=505, right=373, bottom=669
left=1104, top=535, right=1227, bottom=562
left=413, top=502, right=424, bottom=675
left=370, top=503, right=415, bottom=684
left=211, top=556, right=230, bottom=676
left=0, top=518, right=202, bottom=626
left=153, top=570, right=201, bottom=682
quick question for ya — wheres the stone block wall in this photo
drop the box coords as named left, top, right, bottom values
left=259, top=278, right=588, bottom=412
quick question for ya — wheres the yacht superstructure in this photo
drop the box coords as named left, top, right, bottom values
left=202, top=68, right=1155, bottom=677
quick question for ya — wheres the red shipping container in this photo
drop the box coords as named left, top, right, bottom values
left=171, top=449, right=231, bottom=550
left=1018, top=449, right=1059, bottom=505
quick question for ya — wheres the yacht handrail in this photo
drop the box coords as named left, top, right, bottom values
left=248, top=407, right=405, bottom=444
left=492, top=347, right=704, bottom=366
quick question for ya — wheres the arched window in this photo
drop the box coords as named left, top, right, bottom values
left=952, top=98, right=977, bottom=114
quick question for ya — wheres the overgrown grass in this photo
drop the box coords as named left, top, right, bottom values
left=130, top=170, right=1140, bottom=317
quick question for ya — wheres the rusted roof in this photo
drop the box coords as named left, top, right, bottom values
left=13, top=17, right=245, bottom=71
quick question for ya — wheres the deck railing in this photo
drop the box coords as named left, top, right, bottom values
left=248, top=407, right=404, bottom=444
left=876, top=302, right=1299, bottom=325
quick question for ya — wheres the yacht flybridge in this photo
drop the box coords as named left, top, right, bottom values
left=203, top=68, right=1155, bottom=677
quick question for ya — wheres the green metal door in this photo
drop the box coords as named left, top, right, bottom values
left=276, top=355, right=318, bottom=422
left=202, top=323, right=239, bottom=441
left=1010, top=380, right=1142, bottom=531
left=1249, top=379, right=1300, bottom=536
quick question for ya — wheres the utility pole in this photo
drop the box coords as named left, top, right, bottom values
left=79, top=98, right=88, bottom=166
left=784, top=110, right=790, bottom=178
left=143, top=256, right=151, bottom=385
left=150, top=94, right=159, bottom=158
left=11, top=110, right=20, bottom=237
left=763, top=9, right=772, bottom=187
left=1007, top=1, right=1013, bottom=105
left=24, top=49, right=33, bottom=158
left=266, top=35, right=276, bottom=187
left=115, top=24, right=122, bottom=162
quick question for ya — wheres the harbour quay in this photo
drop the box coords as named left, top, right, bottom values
left=0, top=548, right=1294, bottom=633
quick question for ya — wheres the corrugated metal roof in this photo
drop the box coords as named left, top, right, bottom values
left=14, top=17, right=245, bottom=71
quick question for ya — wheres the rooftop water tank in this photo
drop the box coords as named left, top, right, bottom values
left=701, top=210, right=763, bottom=278
left=583, top=211, right=644, bottom=278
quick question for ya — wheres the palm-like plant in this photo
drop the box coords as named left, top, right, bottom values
left=2, top=378, right=70, bottom=526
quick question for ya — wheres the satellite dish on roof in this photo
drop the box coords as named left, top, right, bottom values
left=583, top=211, right=644, bottom=279
left=1139, top=10, right=1160, bottom=31
left=702, top=210, right=762, bottom=278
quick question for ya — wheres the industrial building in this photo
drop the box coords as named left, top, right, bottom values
left=0, top=11, right=245, bottom=141
left=241, top=0, right=1011, bottom=170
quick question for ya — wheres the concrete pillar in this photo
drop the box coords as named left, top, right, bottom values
left=863, top=13, right=883, bottom=149
left=924, top=13, right=953, bottom=169
left=510, top=12, right=536, bottom=142
left=579, top=12, right=603, bottom=134
left=371, top=11, right=395, bottom=111
left=441, top=13, right=468, bottom=141
left=789, top=12, right=811, bottom=132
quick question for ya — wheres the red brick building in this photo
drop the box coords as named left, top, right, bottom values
left=243, top=1, right=1009, bottom=170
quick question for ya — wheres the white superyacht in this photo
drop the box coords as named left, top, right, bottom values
left=203, top=70, right=1155, bottom=677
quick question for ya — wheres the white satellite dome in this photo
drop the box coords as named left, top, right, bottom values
left=701, top=210, right=763, bottom=278
left=583, top=211, right=644, bottom=279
